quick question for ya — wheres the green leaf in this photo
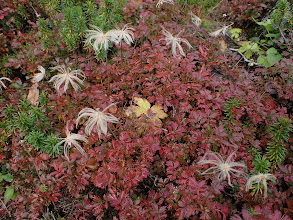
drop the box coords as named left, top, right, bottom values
left=266, top=117, right=292, bottom=165
left=244, top=50, right=253, bottom=59
left=250, top=37, right=260, bottom=42
left=257, top=19, right=275, bottom=32
left=257, top=48, right=282, bottom=67
left=257, top=56, right=266, bottom=65
left=230, top=28, right=242, bottom=34
left=230, top=28, right=242, bottom=41
left=268, top=54, right=281, bottom=62
left=252, top=155, right=271, bottom=173
left=0, top=174, right=3, bottom=182
left=10, top=192, right=18, bottom=201
left=239, top=42, right=260, bottom=60
left=266, top=48, right=282, bottom=64
left=266, top=40, right=274, bottom=46
left=3, top=174, right=13, bottom=182
left=266, top=47, right=278, bottom=55
left=265, top=33, right=280, bottom=39
left=251, top=43, right=260, bottom=52
left=238, top=42, right=250, bottom=53
left=266, top=59, right=275, bottom=67
left=40, top=184, right=48, bottom=192
left=259, top=56, right=274, bottom=67
left=4, top=187, right=14, bottom=204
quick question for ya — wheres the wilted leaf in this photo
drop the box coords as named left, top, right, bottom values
left=27, top=83, right=39, bottom=106
left=85, top=158, right=100, bottom=170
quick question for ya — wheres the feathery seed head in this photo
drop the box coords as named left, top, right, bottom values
left=49, top=64, right=85, bottom=94
left=85, top=25, right=115, bottom=52
left=198, top=151, right=246, bottom=187
left=109, top=24, right=135, bottom=45
left=54, top=125, right=88, bottom=161
left=209, top=24, right=233, bottom=37
left=220, top=163, right=230, bottom=171
left=0, top=77, right=12, bottom=90
left=245, top=173, right=277, bottom=198
left=161, top=27, right=192, bottom=58
left=76, top=103, right=119, bottom=136
left=32, top=65, right=46, bottom=83
left=156, top=0, right=174, bottom=8
left=190, top=12, right=202, bottom=27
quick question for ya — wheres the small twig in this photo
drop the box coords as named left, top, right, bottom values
left=120, top=42, right=123, bottom=64
left=210, top=0, right=224, bottom=11
left=229, top=48, right=260, bottom=66
left=278, top=26, right=291, bottom=51
left=232, top=56, right=242, bottom=70
left=105, top=52, right=110, bottom=91
left=27, top=0, right=41, bottom=18
left=0, top=198, right=11, bottom=217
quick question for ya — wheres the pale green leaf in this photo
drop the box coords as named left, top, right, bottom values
left=3, top=174, right=13, bottom=182
left=244, top=50, right=253, bottom=59
left=266, top=48, right=278, bottom=55
left=4, top=187, right=14, bottom=204
left=257, top=56, right=265, bottom=65
left=251, top=43, right=260, bottom=52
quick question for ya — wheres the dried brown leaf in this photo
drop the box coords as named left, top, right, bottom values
left=218, top=39, right=227, bottom=52
left=27, top=83, right=39, bottom=106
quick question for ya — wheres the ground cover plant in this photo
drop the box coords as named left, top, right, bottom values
left=0, top=0, right=292, bottom=219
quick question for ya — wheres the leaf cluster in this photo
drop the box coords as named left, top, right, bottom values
left=271, top=0, right=293, bottom=32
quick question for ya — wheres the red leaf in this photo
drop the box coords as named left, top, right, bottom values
left=39, top=153, right=50, bottom=160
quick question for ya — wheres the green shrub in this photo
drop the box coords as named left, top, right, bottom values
left=0, top=95, right=61, bottom=156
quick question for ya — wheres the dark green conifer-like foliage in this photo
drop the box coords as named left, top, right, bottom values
left=249, top=117, right=292, bottom=171
left=0, top=94, right=61, bottom=156
left=267, top=116, right=292, bottom=166
left=92, top=0, right=126, bottom=31
left=252, top=153, right=272, bottom=173
left=37, top=0, right=127, bottom=50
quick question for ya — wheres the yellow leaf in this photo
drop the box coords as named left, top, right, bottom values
left=150, top=105, right=168, bottom=119
left=133, top=97, right=151, bottom=117
left=125, top=98, right=168, bottom=129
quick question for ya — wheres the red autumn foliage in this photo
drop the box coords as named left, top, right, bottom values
left=0, top=0, right=292, bottom=219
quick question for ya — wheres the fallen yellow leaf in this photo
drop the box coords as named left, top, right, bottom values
left=125, top=97, right=168, bottom=129
left=150, top=105, right=168, bottom=119
left=133, top=97, right=151, bottom=117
